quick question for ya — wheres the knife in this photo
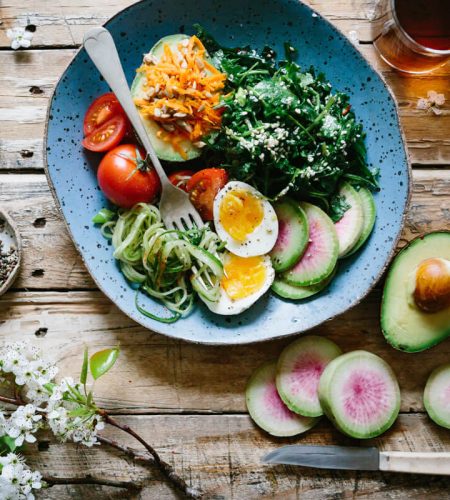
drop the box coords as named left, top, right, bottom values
left=262, top=445, right=450, bottom=475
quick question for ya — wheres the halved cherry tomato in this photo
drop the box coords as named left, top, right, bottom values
left=97, top=144, right=161, bottom=208
left=82, top=114, right=128, bottom=153
left=186, top=168, right=228, bottom=221
left=83, top=92, right=125, bottom=136
left=168, top=170, right=194, bottom=192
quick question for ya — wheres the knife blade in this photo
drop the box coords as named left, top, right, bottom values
left=262, top=445, right=380, bottom=471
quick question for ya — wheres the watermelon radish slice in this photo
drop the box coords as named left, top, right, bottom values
left=318, top=351, right=400, bottom=439
left=283, top=202, right=338, bottom=286
left=424, top=363, right=450, bottom=429
left=334, top=183, right=364, bottom=258
left=245, top=361, right=318, bottom=437
left=344, top=188, right=376, bottom=257
left=270, top=199, right=309, bottom=272
left=271, top=267, right=336, bottom=300
left=276, top=336, right=342, bottom=417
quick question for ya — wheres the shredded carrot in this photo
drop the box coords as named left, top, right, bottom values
left=134, top=35, right=226, bottom=156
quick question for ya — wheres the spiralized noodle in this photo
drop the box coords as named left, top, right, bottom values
left=99, top=203, right=225, bottom=322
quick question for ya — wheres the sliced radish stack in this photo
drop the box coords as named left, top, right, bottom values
left=344, top=187, right=376, bottom=257
left=334, top=183, right=364, bottom=258
left=424, top=363, right=450, bottom=429
left=271, top=268, right=336, bottom=300
left=245, top=361, right=318, bottom=436
left=283, top=202, right=338, bottom=286
left=270, top=199, right=309, bottom=272
left=276, top=336, right=342, bottom=417
left=318, top=350, right=400, bottom=439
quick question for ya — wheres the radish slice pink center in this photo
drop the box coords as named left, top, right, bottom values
left=276, top=220, right=291, bottom=249
left=441, top=385, right=450, bottom=407
left=342, top=370, right=390, bottom=423
left=264, top=381, right=298, bottom=421
left=290, top=356, right=325, bottom=399
left=290, top=218, right=322, bottom=272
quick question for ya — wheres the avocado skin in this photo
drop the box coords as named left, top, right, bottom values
left=381, top=231, right=450, bottom=353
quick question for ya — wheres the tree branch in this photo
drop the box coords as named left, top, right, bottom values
left=0, top=394, right=21, bottom=406
left=43, top=475, right=140, bottom=490
left=97, top=435, right=151, bottom=463
left=99, top=412, right=202, bottom=499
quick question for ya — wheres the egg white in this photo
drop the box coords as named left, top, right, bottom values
left=200, top=253, right=275, bottom=315
left=213, top=181, right=279, bottom=257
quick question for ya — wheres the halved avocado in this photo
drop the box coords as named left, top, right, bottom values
left=381, top=231, right=450, bottom=353
left=131, top=34, right=201, bottom=162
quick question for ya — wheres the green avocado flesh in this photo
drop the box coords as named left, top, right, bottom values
left=381, top=231, right=450, bottom=353
left=130, top=34, right=201, bottom=162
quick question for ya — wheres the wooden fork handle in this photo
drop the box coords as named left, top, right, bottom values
left=380, top=452, right=450, bottom=475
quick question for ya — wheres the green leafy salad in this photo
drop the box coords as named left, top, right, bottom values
left=197, top=26, right=378, bottom=220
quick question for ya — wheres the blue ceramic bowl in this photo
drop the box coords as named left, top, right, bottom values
left=45, top=0, right=410, bottom=344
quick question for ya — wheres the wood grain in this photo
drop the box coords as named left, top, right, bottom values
left=1, top=1, right=450, bottom=497
left=22, top=414, right=450, bottom=498
left=2, top=286, right=450, bottom=414
left=0, top=0, right=389, bottom=48
left=0, top=169, right=448, bottom=290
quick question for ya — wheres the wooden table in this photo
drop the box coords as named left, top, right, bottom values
left=0, top=1, right=449, bottom=497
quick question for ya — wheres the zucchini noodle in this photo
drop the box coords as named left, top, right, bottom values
left=97, top=203, right=225, bottom=322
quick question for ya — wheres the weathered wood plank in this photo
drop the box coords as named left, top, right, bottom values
left=0, top=0, right=388, bottom=49
left=23, top=414, right=450, bottom=498
left=0, top=49, right=449, bottom=170
left=1, top=286, right=450, bottom=414
left=0, top=169, right=448, bottom=290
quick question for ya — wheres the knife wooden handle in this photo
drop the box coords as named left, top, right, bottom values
left=380, top=451, right=450, bottom=475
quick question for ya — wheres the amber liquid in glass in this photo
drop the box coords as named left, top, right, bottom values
left=375, top=0, right=450, bottom=73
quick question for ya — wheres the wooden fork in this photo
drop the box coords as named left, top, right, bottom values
left=83, top=27, right=204, bottom=231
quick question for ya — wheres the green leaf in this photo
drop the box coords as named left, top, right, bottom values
left=86, top=391, right=94, bottom=407
left=80, top=346, right=89, bottom=385
left=92, top=208, right=115, bottom=224
left=68, top=407, right=90, bottom=418
left=89, top=348, right=120, bottom=380
left=43, top=382, right=56, bottom=394
left=0, top=436, right=17, bottom=453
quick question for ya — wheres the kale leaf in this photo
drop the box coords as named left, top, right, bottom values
left=196, top=26, right=378, bottom=220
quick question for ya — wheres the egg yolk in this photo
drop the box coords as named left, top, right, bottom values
left=219, top=189, right=264, bottom=242
left=222, top=255, right=267, bottom=300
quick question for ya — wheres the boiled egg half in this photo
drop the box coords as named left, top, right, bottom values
left=213, top=181, right=278, bottom=257
left=200, top=252, right=275, bottom=315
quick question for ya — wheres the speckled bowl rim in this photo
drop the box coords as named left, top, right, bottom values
left=0, top=208, right=22, bottom=297
left=43, top=0, right=412, bottom=345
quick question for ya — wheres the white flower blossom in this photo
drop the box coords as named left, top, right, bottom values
left=7, top=405, right=42, bottom=447
left=0, top=342, right=107, bottom=496
left=427, top=90, right=445, bottom=106
left=6, top=27, right=33, bottom=50
left=0, top=454, right=42, bottom=499
left=416, top=97, right=429, bottom=110
left=416, top=91, right=446, bottom=115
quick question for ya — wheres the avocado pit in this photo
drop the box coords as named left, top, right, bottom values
left=413, top=258, right=450, bottom=313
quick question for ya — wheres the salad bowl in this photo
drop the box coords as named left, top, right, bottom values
left=45, top=0, right=410, bottom=344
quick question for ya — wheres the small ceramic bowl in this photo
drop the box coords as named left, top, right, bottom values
left=0, top=209, right=22, bottom=296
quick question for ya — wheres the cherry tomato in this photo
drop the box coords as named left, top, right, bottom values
left=186, top=168, right=228, bottom=221
left=82, top=114, right=128, bottom=152
left=83, top=92, right=125, bottom=136
left=168, top=170, right=194, bottom=192
left=97, top=144, right=161, bottom=208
